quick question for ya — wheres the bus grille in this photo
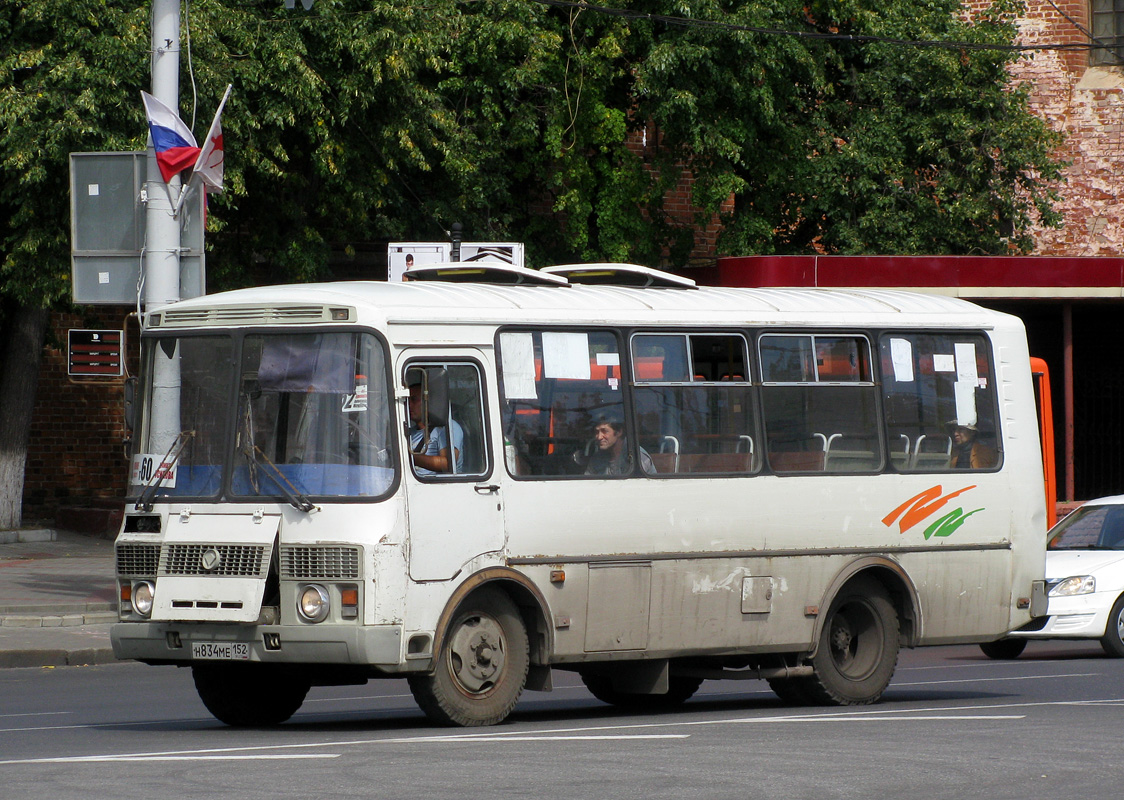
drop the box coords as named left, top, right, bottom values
left=116, top=543, right=161, bottom=577
left=280, top=546, right=361, bottom=580
left=161, top=544, right=268, bottom=577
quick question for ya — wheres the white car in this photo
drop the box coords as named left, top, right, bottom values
left=981, top=495, right=1124, bottom=659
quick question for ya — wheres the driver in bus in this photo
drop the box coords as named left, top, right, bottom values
left=949, top=422, right=997, bottom=469
left=407, top=374, right=464, bottom=475
left=578, top=414, right=656, bottom=476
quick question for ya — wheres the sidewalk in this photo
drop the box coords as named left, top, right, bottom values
left=0, top=529, right=118, bottom=668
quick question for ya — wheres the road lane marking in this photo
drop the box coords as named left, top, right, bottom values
left=893, top=671, right=1099, bottom=686
left=2, top=693, right=1121, bottom=766
left=56, top=754, right=341, bottom=763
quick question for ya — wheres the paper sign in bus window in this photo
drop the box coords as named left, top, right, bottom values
left=542, top=332, right=592, bottom=380
left=954, top=381, right=978, bottom=427
left=499, top=332, right=537, bottom=400
left=933, top=353, right=955, bottom=372
left=955, top=342, right=978, bottom=385
left=890, top=338, right=914, bottom=382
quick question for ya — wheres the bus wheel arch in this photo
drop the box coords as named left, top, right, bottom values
left=812, top=558, right=920, bottom=654
left=802, top=559, right=918, bottom=706
left=408, top=569, right=551, bottom=726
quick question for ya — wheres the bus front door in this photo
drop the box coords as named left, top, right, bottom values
left=400, top=354, right=504, bottom=581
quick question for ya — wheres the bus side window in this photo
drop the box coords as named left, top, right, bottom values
left=497, top=329, right=627, bottom=478
left=879, top=333, right=1002, bottom=473
left=406, top=362, right=488, bottom=479
left=759, top=334, right=881, bottom=474
left=630, top=332, right=757, bottom=476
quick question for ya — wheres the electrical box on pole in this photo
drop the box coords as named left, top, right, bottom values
left=69, top=151, right=205, bottom=305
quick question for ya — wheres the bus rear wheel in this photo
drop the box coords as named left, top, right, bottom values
left=192, top=663, right=310, bottom=727
left=409, top=587, right=529, bottom=727
left=803, top=577, right=899, bottom=706
left=767, top=676, right=815, bottom=706
left=581, top=673, right=703, bottom=710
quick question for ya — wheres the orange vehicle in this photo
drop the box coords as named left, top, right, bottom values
left=1030, top=357, right=1057, bottom=527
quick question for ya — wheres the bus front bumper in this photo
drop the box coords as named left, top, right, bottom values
left=110, top=621, right=409, bottom=669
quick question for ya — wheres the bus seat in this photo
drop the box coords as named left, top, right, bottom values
left=768, top=451, right=825, bottom=472
left=648, top=452, right=678, bottom=474
left=911, top=434, right=952, bottom=470
left=823, top=435, right=880, bottom=472
left=682, top=452, right=752, bottom=473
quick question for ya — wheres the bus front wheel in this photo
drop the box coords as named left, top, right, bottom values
left=192, top=663, right=310, bottom=727
left=409, top=587, right=529, bottom=726
left=804, top=577, right=899, bottom=705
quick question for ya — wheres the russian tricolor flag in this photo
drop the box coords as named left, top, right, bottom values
left=141, top=91, right=200, bottom=183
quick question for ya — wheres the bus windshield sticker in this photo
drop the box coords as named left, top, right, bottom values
left=932, top=353, right=955, bottom=372
left=341, top=383, right=367, bottom=413
left=596, top=352, right=620, bottom=367
left=890, top=338, right=913, bottom=382
left=499, top=332, right=537, bottom=400
left=542, top=332, right=591, bottom=380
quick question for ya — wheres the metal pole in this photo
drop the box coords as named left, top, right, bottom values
left=1063, top=302, right=1075, bottom=502
left=146, top=0, right=183, bottom=453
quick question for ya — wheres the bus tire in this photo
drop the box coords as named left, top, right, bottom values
left=766, top=677, right=814, bottom=706
left=1099, top=594, right=1124, bottom=658
left=581, top=673, right=703, bottom=710
left=409, top=587, right=529, bottom=727
left=803, top=577, right=899, bottom=706
left=192, top=663, right=310, bottom=727
left=979, top=637, right=1028, bottom=660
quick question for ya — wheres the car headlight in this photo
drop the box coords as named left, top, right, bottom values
left=297, top=584, right=330, bottom=622
left=1050, top=575, right=1096, bottom=596
left=132, top=580, right=155, bottom=617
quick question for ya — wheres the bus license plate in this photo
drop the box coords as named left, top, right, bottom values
left=192, top=642, right=250, bottom=660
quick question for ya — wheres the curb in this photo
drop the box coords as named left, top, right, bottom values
left=1, top=610, right=119, bottom=628
left=0, top=529, right=57, bottom=545
left=0, top=646, right=119, bottom=670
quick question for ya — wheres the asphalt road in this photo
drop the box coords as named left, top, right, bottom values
left=1, top=641, right=1121, bottom=799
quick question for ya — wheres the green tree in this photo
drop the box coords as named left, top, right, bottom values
left=0, top=0, right=1065, bottom=527
left=626, top=0, right=1064, bottom=254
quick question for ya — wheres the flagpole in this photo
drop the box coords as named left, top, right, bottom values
left=170, top=83, right=231, bottom=218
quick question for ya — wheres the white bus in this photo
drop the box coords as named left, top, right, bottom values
left=111, top=263, right=1048, bottom=727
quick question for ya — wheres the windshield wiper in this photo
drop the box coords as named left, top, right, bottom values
left=240, top=440, right=317, bottom=514
left=237, top=401, right=316, bottom=513
left=135, top=430, right=195, bottom=512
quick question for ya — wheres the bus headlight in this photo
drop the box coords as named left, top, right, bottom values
left=297, top=584, right=330, bottom=622
left=132, top=581, right=155, bottom=617
left=1050, top=575, right=1095, bottom=596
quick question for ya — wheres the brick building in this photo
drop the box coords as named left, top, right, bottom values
left=21, top=2, right=1124, bottom=527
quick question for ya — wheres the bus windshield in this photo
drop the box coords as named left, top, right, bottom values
left=129, top=331, right=396, bottom=503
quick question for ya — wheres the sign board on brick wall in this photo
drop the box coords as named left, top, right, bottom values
left=68, top=329, right=124, bottom=377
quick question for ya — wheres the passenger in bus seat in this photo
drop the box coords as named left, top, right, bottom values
left=949, top=423, right=997, bottom=469
left=576, top=415, right=656, bottom=476
left=407, top=377, right=464, bottom=475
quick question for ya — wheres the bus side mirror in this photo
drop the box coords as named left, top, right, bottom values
left=123, top=376, right=137, bottom=434
left=123, top=376, right=137, bottom=459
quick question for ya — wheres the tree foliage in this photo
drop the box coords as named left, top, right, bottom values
left=3, top=0, right=1064, bottom=300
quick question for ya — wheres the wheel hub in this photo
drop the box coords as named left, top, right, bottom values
left=448, top=615, right=507, bottom=694
left=831, top=619, right=854, bottom=655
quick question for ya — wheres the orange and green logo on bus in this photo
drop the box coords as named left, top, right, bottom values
left=882, top=485, right=984, bottom=540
